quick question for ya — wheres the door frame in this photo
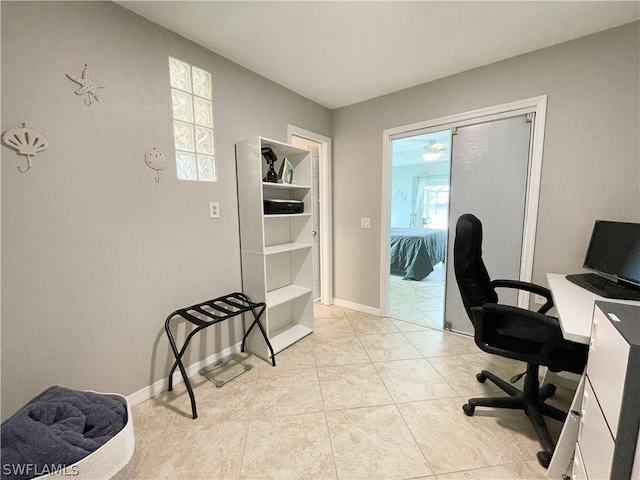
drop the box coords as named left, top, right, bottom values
left=287, top=125, right=334, bottom=305
left=380, top=95, right=548, bottom=316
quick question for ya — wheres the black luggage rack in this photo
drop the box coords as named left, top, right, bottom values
left=164, top=292, right=275, bottom=419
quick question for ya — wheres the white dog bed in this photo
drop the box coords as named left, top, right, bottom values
left=2, top=388, right=134, bottom=480
left=35, top=391, right=135, bottom=480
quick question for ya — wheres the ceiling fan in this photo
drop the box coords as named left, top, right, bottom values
left=421, top=141, right=447, bottom=161
left=392, top=135, right=450, bottom=166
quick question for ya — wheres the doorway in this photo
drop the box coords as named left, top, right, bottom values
left=388, top=129, right=452, bottom=328
left=381, top=97, right=548, bottom=330
left=288, top=125, right=333, bottom=305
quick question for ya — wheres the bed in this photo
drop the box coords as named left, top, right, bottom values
left=390, top=228, right=447, bottom=281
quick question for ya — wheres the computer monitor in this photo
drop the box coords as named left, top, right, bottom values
left=584, top=220, right=640, bottom=287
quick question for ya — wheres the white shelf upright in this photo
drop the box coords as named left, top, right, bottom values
left=235, top=137, right=314, bottom=361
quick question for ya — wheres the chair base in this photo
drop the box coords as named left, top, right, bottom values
left=462, top=364, right=567, bottom=468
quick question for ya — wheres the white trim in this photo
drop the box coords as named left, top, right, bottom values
left=126, top=342, right=242, bottom=407
left=380, top=133, right=392, bottom=316
left=519, top=96, right=547, bottom=307
left=333, top=297, right=382, bottom=316
left=381, top=96, right=547, bottom=315
left=287, top=125, right=334, bottom=305
left=386, top=96, right=547, bottom=138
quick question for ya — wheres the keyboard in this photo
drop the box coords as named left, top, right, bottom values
left=566, top=273, right=640, bottom=301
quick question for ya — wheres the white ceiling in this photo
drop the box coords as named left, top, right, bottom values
left=391, top=129, right=452, bottom=167
left=116, top=1, right=640, bottom=110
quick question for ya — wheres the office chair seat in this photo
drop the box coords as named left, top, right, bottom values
left=453, top=214, right=588, bottom=468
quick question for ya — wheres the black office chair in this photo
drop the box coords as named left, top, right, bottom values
left=453, top=213, right=588, bottom=468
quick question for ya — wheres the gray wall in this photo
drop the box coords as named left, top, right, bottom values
left=331, top=21, right=640, bottom=309
left=1, top=1, right=330, bottom=418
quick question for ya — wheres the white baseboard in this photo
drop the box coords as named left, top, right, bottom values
left=126, top=342, right=242, bottom=407
left=333, top=298, right=381, bottom=316
left=127, top=300, right=380, bottom=407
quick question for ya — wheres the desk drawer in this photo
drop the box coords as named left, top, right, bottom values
left=587, top=305, right=630, bottom=436
left=579, top=380, right=615, bottom=479
left=573, top=442, right=588, bottom=480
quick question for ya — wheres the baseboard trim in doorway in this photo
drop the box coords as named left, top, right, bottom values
left=333, top=298, right=381, bottom=316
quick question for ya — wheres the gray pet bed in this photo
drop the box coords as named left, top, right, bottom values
left=1, top=386, right=134, bottom=480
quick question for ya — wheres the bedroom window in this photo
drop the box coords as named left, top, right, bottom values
left=422, top=184, right=449, bottom=229
left=169, top=57, right=217, bottom=182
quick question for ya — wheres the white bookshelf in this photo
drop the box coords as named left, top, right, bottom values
left=264, top=243, right=312, bottom=256
left=235, top=137, right=314, bottom=361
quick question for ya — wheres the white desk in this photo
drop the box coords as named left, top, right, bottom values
left=547, top=273, right=640, bottom=345
left=547, top=273, right=597, bottom=344
left=546, top=273, right=640, bottom=479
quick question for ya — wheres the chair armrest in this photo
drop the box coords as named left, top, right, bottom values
left=471, top=303, right=563, bottom=365
left=490, top=279, right=553, bottom=314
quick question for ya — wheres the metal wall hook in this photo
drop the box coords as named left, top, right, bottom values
left=145, top=147, right=166, bottom=183
left=17, top=156, right=32, bottom=173
left=67, top=64, right=105, bottom=106
left=2, top=123, right=49, bottom=173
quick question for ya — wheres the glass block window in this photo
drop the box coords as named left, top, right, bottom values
left=169, top=57, right=216, bottom=182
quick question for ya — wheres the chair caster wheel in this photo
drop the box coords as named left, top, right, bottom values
left=476, top=373, right=487, bottom=383
left=462, top=403, right=475, bottom=416
left=540, top=383, right=557, bottom=401
left=537, top=450, right=552, bottom=469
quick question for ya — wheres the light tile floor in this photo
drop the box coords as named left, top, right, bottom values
left=129, top=304, right=574, bottom=479
left=389, top=263, right=445, bottom=329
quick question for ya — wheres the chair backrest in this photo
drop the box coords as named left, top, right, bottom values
left=453, top=214, right=498, bottom=322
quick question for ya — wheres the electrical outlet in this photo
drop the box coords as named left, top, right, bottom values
left=209, top=202, right=220, bottom=219
left=361, top=218, right=371, bottom=228
left=534, top=294, right=547, bottom=305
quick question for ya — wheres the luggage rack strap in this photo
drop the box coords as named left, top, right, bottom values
left=170, top=294, right=265, bottom=326
left=164, top=292, right=275, bottom=419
